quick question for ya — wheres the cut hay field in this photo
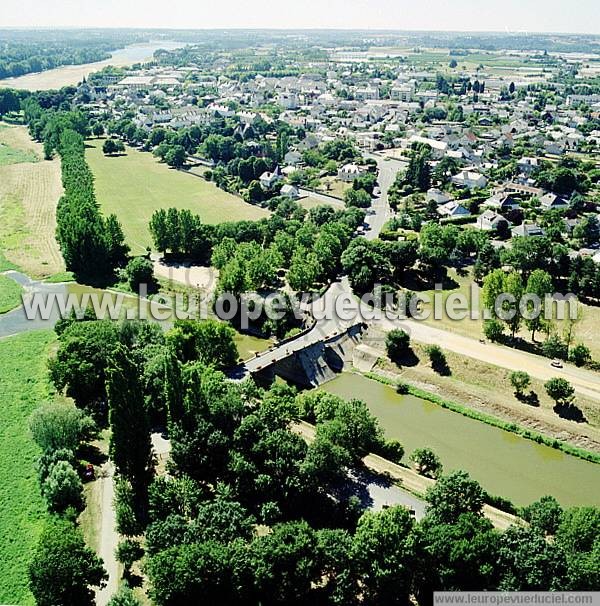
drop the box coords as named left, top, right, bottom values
left=0, top=330, right=56, bottom=606
left=0, top=124, right=65, bottom=277
left=86, top=139, right=270, bottom=254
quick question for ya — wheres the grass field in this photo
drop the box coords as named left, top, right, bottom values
left=0, top=274, right=23, bottom=313
left=0, top=330, right=55, bottom=606
left=416, top=269, right=600, bottom=361
left=0, top=124, right=64, bottom=277
left=86, top=139, right=270, bottom=254
left=0, top=143, right=38, bottom=166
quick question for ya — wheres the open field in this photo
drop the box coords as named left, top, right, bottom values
left=0, top=274, right=23, bottom=313
left=0, top=124, right=64, bottom=278
left=0, top=330, right=55, bottom=606
left=85, top=139, right=270, bottom=253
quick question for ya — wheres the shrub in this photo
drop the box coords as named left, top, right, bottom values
left=395, top=381, right=410, bottom=394
left=386, top=329, right=411, bottom=362
left=426, top=345, right=450, bottom=375
left=482, top=318, right=504, bottom=342
left=30, top=403, right=94, bottom=454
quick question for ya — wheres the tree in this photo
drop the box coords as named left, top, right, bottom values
left=42, top=459, right=84, bottom=512
left=509, top=82, right=516, bottom=95
left=545, top=377, right=575, bottom=407
left=569, top=343, right=591, bottom=367
left=385, top=329, right=411, bottom=362
left=125, top=256, right=155, bottom=292
left=449, top=59, right=458, bottom=68
left=426, top=470, right=485, bottom=523
left=250, top=521, right=319, bottom=605
left=509, top=371, right=531, bottom=398
left=107, top=344, right=154, bottom=503
left=542, top=334, right=568, bottom=360
left=116, top=539, right=144, bottom=578
left=165, top=144, right=186, bottom=168
left=92, top=123, right=104, bottom=138
left=344, top=187, right=371, bottom=209
left=29, top=517, right=106, bottom=606
left=521, top=496, right=563, bottom=535
left=102, top=138, right=124, bottom=155
left=524, top=269, right=553, bottom=341
left=410, top=447, right=443, bottom=478
left=166, top=319, right=239, bottom=368
left=29, top=403, right=94, bottom=453
left=351, top=506, right=416, bottom=605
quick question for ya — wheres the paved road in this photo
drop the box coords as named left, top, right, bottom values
left=364, top=153, right=405, bottom=240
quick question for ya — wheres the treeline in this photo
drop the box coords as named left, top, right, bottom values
left=24, top=101, right=129, bottom=283
left=150, top=202, right=365, bottom=294
left=0, top=35, right=133, bottom=80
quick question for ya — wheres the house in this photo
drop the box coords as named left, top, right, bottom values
left=259, top=166, right=282, bottom=190
left=283, top=150, right=303, bottom=166
left=476, top=209, right=509, bottom=231
left=540, top=193, right=569, bottom=211
left=437, top=201, right=471, bottom=218
left=517, top=156, right=539, bottom=175
left=426, top=188, right=452, bottom=205
left=511, top=222, right=545, bottom=238
left=280, top=184, right=299, bottom=199
left=484, top=193, right=521, bottom=212
left=451, top=169, right=488, bottom=190
left=337, top=163, right=365, bottom=182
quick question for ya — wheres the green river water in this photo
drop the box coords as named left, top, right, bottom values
left=322, top=373, right=600, bottom=508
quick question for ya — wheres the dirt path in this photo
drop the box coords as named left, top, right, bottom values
left=94, top=462, right=119, bottom=606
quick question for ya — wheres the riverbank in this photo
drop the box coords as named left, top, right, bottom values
left=0, top=41, right=185, bottom=91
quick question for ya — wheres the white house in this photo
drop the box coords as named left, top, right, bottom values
left=280, top=184, right=299, bottom=199
left=540, top=192, right=569, bottom=211
left=259, top=166, right=282, bottom=190
left=438, top=201, right=471, bottom=218
left=512, top=222, right=545, bottom=238
left=426, top=188, right=452, bottom=205
left=451, top=169, right=488, bottom=190
left=476, top=209, right=509, bottom=231
left=337, top=163, right=365, bottom=182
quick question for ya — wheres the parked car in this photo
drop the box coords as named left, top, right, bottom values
left=551, top=358, right=563, bottom=368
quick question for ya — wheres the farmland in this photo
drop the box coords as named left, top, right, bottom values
left=0, top=330, right=55, bottom=606
left=85, top=139, right=270, bottom=253
left=0, top=124, right=64, bottom=277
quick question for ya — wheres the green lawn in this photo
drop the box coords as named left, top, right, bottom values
left=0, top=274, right=23, bottom=313
left=85, top=139, right=270, bottom=253
left=0, top=330, right=55, bottom=605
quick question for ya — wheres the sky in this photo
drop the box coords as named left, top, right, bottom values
left=1, top=0, right=600, bottom=34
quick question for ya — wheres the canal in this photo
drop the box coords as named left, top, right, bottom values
left=322, top=373, right=600, bottom=508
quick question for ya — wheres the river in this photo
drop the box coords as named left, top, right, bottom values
left=0, top=41, right=185, bottom=91
left=321, top=373, right=600, bottom=508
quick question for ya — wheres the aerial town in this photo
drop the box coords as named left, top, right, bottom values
left=0, top=23, right=599, bottom=606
